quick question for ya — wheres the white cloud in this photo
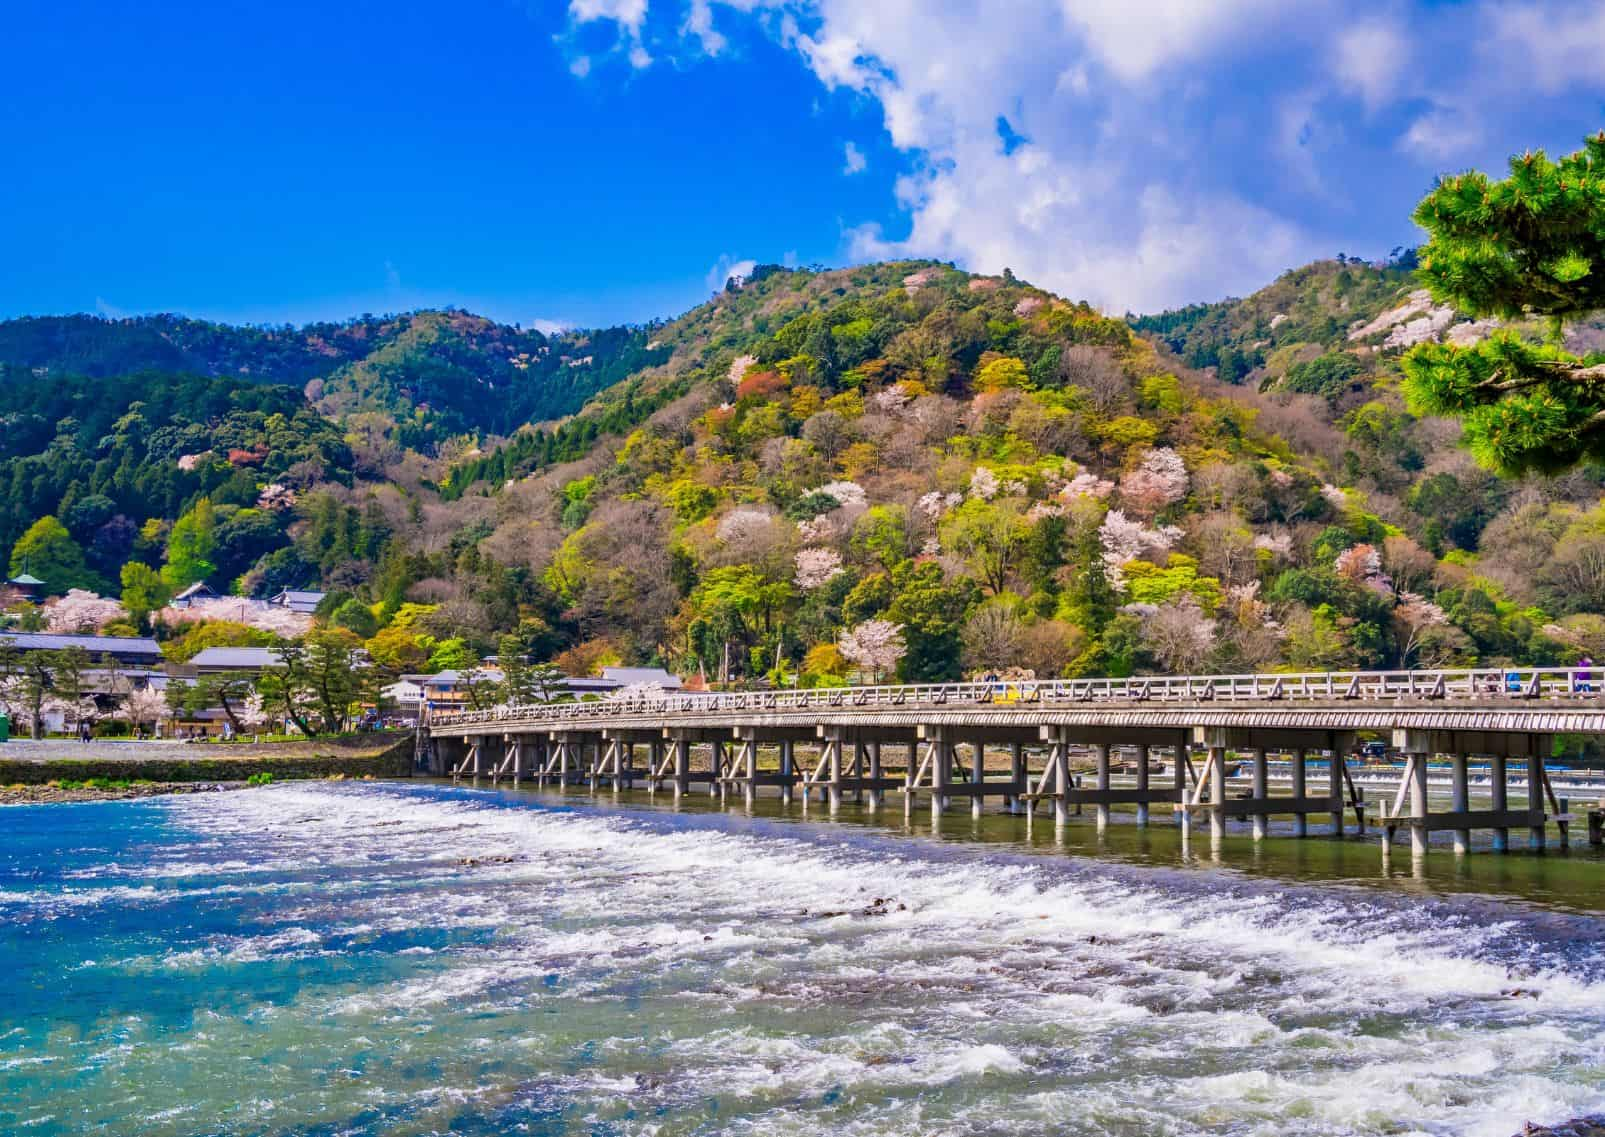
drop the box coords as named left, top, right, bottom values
left=94, top=296, right=130, bottom=319
left=561, top=0, right=1605, bottom=311
left=531, top=318, right=571, bottom=335
left=1399, top=103, right=1483, bottom=161
left=568, top=0, right=648, bottom=33
left=1484, top=1, right=1605, bottom=94
left=1333, top=19, right=1408, bottom=110
left=705, top=253, right=758, bottom=292
left=567, top=0, right=653, bottom=72
left=1057, top=0, right=1292, bottom=83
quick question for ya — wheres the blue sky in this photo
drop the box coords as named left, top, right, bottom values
left=7, top=0, right=1605, bottom=330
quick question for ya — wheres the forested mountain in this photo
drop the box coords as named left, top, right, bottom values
left=6, top=254, right=1605, bottom=687
left=0, top=310, right=668, bottom=442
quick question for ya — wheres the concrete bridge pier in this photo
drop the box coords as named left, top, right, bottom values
left=780, top=739, right=795, bottom=804
left=1290, top=748, right=1306, bottom=836
left=1249, top=749, right=1269, bottom=840
left=1207, top=734, right=1227, bottom=843
left=1450, top=751, right=1471, bottom=854
left=1491, top=752, right=1508, bottom=851
left=1006, top=743, right=1025, bottom=814
left=1097, top=745, right=1110, bottom=835
left=1134, top=745, right=1150, bottom=826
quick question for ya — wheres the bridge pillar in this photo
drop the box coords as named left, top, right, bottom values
left=1330, top=748, right=1347, bottom=836
left=970, top=742, right=984, bottom=819
left=1528, top=752, right=1547, bottom=851
left=1194, top=728, right=1228, bottom=843
left=1491, top=752, right=1508, bottom=851
left=1005, top=742, right=1024, bottom=814
left=1094, top=743, right=1111, bottom=833
left=740, top=736, right=757, bottom=807
left=780, top=739, right=794, bottom=804
left=672, top=738, right=689, bottom=800
left=1250, top=749, right=1269, bottom=840
left=1050, top=733, right=1069, bottom=826
left=1450, top=752, right=1471, bottom=855
left=1134, top=744, right=1150, bottom=826
left=930, top=729, right=952, bottom=817
left=868, top=741, right=884, bottom=810
left=1290, top=748, right=1306, bottom=836
left=1392, top=730, right=1431, bottom=858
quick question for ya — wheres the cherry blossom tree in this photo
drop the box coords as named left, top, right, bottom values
left=122, top=686, right=168, bottom=733
left=1098, top=509, right=1183, bottom=587
left=158, top=597, right=312, bottom=636
left=715, top=507, right=777, bottom=545
left=872, top=385, right=912, bottom=414
left=838, top=619, right=906, bottom=683
left=968, top=466, right=1001, bottom=501
left=1061, top=472, right=1114, bottom=500
left=1119, top=447, right=1189, bottom=515
left=1138, top=597, right=1217, bottom=673
left=257, top=483, right=297, bottom=511
left=815, top=481, right=867, bottom=509
left=45, top=590, right=127, bottom=634
left=1334, top=544, right=1394, bottom=594
left=794, top=547, right=844, bottom=590
left=238, top=687, right=273, bottom=739
left=916, top=490, right=962, bottom=521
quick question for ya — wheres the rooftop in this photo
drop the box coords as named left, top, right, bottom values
left=0, top=632, right=161, bottom=656
left=601, top=666, right=683, bottom=689
left=187, top=646, right=281, bottom=668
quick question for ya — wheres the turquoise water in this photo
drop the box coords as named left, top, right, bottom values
left=5, top=781, right=1605, bottom=1136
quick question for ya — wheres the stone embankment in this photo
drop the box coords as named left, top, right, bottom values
left=0, top=733, right=414, bottom=787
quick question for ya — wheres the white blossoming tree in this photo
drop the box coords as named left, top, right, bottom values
left=1119, top=447, right=1189, bottom=515
left=815, top=480, right=867, bottom=509
left=794, top=547, right=844, bottom=590
left=46, top=590, right=127, bottom=634
left=968, top=466, right=1001, bottom=501
left=838, top=619, right=906, bottom=683
left=238, top=687, right=274, bottom=740
left=121, top=686, right=169, bottom=734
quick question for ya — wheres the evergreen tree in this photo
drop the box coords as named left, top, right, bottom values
left=1402, top=132, right=1605, bottom=474
left=162, top=498, right=217, bottom=589
left=9, top=516, right=94, bottom=594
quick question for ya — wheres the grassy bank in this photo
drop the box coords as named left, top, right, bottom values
left=0, top=735, right=414, bottom=786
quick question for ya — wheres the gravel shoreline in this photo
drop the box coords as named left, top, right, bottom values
left=0, top=781, right=250, bottom=805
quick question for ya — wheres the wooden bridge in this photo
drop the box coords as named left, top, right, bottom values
left=424, top=667, right=1605, bottom=855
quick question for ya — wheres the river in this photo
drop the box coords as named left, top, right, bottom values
left=5, top=780, right=1605, bottom=1135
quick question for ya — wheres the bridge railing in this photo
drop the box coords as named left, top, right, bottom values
left=430, top=666, right=1605, bottom=728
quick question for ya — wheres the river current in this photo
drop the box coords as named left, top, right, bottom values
left=5, top=780, right=1605, bottom=1135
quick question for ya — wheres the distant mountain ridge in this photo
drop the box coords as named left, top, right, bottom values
left=0, top=310, right=669, bottom=442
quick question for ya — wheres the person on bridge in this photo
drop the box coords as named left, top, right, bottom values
left=1579, top=657, right=1595, bottom=694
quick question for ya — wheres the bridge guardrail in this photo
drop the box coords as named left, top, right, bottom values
left=429, top=666, right=1605, bottom=729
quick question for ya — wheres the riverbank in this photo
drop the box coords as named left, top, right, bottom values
left=0, top=780, right=249, bottom=805
left=0, top=733, right=414, bottom=786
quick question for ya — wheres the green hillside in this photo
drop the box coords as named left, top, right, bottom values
left=4, top=257, right=1604, bottom=687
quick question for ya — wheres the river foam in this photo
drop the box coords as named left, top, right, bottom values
left=5, top=781, right=1604, bottom=1136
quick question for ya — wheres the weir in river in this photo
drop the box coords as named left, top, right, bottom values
left=427, top=666, right=1605, bottom=857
